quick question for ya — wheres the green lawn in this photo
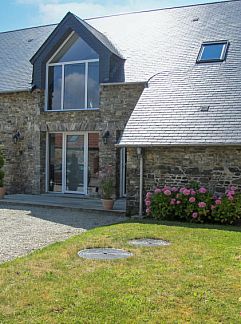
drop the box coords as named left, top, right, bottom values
left=0, top=220, right=241, bottom=323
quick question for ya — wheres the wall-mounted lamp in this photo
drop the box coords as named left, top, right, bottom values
left=13, top=131, right=24, bottom=144
left=102, top=131, right=110, bottom=145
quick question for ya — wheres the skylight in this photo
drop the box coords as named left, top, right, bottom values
left=197, top=41, right=228, bottom=63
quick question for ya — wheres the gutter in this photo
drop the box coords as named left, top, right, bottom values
left=0, top=88, right=31, bottom=94
left=100, top=81, right=147, bottom=87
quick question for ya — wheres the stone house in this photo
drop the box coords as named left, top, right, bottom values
left=1, top=0, right=241, bottom=215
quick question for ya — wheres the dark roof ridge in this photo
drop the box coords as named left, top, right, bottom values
left=85, top=0, right=240, bottom=21
left=0, top=0, right=239, bottom=34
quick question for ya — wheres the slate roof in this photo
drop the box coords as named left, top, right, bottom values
left=1, top=0, right=241, bottom=144
left=0, top=25, right=56, bottom=93
left=1, top=0, right=239, bottom=92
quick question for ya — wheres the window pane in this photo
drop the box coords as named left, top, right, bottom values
left=51, top=33, right=98, bottom=63
left=200, top=44, right=225, bottom=61
left=87, top=62, right=99, bottom=108
left=66, top=135, right=84, bottom=193
left=64, top=64, right=85, bottom=110
left=48, top=66, right=62, bottom=110
left=49, top=133, right=62, bottom=192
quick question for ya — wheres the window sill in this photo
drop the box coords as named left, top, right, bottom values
left=44, top=108, right=100, bottom=112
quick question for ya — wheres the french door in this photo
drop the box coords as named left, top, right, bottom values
left=47, top=132, right=99, bottom=194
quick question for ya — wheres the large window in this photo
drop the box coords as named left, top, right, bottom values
left=46, top=33, right=99, bottom=110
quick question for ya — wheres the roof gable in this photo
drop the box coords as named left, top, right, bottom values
left=31, top=12, right=123, bottom=64
left=31, top=12, right=124, bottom=89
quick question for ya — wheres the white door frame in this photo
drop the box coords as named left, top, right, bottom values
left=46, top=132, right=89, bottom=195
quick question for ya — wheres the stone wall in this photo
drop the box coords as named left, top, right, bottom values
left=0, top=83, right=144, bottom=196
left=126, top=146, right=241, bottom=215
left=39, top=83, right=144, bottom=195
left=0, top=91, right=41, bottom=194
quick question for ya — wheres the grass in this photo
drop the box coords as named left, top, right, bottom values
left=0, top=219, right=241, bottom=323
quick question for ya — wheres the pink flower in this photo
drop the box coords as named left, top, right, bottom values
left=146, top=192, right=152, bottom=198
left=170, top=199, right=176, bottom=205
left=179, top=187, right=186, bottom=193
left=215, top=199, right=222, bottom=205
left=183, top=189, right=191, bottom=196
left=162, top=185, right=170, bottom=192
left=199, top=187, right=207, bottom=194
left=228, top=196, right=234, bottom=201
left=176, top=194, right=180, bottom=199
left=176, top=200, right=181, bottom=205
left=189, top=197, right=196, bottom=203
left=192, top=212, right=198, bottom=219
left=227, top=190, right=235, bottom=197
left=211, top=205, right=216, bottom=210
left=146, top=208, right=151, bottom=215
left=171, top=187, right=178, bottom=192
left=163, top=189, right=171, bottom=196
left=154, top=188, right=161, bottom=194
left=230, top=186, right=236, bottom=191
left=145, top=200, right=151, bottom=207
left=198, top=202, right=206, bottom=208
left=190, top=189, right=196, bottom=195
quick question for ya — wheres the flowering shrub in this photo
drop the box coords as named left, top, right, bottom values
left=145, top=184, right=241, bottom=225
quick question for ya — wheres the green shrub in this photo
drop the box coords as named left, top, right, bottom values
left=145, top=184, right=241, bottom=225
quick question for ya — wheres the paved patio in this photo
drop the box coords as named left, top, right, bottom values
left=0, top=203, right=128, bottom=264
left=0, top=194, right=126, bottom=216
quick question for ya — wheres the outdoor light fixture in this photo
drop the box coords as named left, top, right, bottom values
left=102, top=131, right=110, bottom=145
left=12, top=131, right=23, bottom=144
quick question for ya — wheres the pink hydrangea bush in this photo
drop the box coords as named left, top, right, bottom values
left=145, top=183, right=241, bottom=224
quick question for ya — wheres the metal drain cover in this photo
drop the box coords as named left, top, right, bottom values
left=78, top=248, right=133, bottom=260
left=128, top=239, right=170, bottom=247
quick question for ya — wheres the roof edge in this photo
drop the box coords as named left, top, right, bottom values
left=1, top=0, right=239, bottom=34
left=116, top=142, right=241, bottom=147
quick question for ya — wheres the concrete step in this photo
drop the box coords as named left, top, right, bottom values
left=0, top=194, right=126, bottom=217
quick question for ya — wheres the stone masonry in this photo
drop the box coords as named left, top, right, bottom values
left=126, top=146, right=241, bottom=215
left=0, top=91, right=42, bottom=194
left=0, top=83, right=144, bottom=197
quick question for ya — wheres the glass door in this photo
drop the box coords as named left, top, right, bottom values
left=64, top=134, right=87, bottom=194
left=47, top=132, right=99, bottom=195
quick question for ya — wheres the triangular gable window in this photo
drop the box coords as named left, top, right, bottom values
left=47, top=32, right=99, bottom=110
left=51, top=33, right=98, bottom=63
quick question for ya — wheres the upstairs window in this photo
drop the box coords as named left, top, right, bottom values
left=46, top=32, right=99, bottom=111
left=197, top=41, right=228, bottom=63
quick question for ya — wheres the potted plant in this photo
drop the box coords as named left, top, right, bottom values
left=99, top=165, right=115, bottom=210
left=0, top=147, right=5, bottom=198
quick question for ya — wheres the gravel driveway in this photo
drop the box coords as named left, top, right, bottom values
left=0, top=204, right=126, bottom=264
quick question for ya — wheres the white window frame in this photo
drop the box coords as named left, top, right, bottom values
left=45, top=32, right=99, bottom=111
left=46, top=131, right=99, bottom=195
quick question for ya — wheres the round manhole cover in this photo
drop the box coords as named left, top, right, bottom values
left=128, top=239, right=170, bottom=247
left=78, top=248, right=133, bottom=260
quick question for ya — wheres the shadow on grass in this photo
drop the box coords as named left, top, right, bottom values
left=125, top=217, right=241, bottom=233
left=0, top=203, right=240, bottom=233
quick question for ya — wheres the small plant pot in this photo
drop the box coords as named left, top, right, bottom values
left=101, top=199, right=114, bottom=210
left=0, top=187, right=6, bottom=199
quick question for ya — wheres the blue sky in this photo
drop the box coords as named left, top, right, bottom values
left=0, top=0, right=227, bottom=32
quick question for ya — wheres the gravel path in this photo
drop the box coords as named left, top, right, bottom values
left=0, top=204, right=127, bottom=264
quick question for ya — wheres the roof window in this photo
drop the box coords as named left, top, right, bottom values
left=197, top=41, right=228, bottom=63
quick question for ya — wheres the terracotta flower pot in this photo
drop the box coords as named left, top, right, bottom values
left=0, top=187, right=6, bottom=199
left=101, top=199, right=114, bottom=210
